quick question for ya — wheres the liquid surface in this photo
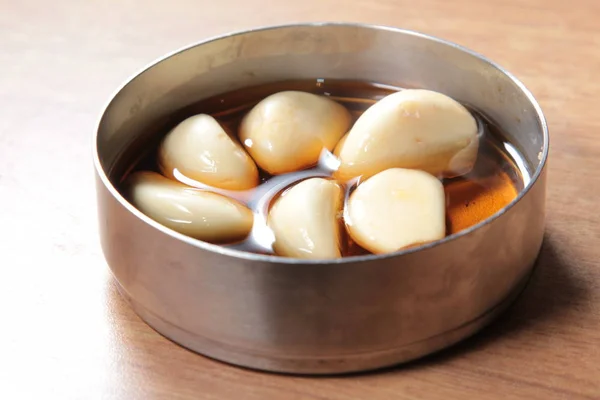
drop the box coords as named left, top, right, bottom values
left=116, top=79, right=526, bottom=257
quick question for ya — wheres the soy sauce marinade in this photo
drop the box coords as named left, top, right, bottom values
left=117, top=79, right=525, bottom=257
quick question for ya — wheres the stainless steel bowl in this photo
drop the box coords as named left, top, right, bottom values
left=94, top=23, right=549, bottom=374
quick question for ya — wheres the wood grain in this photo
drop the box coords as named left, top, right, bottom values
left=1, top=0, right=599, bottom=398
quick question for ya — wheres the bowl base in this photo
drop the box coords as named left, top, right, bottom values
left=114, top=269, right=532, bottom=375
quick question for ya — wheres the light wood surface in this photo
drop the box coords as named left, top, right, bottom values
left=1, top=0, right=599, bottom=398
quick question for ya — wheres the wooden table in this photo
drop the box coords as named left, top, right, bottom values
left=1, top=0, right=599, bottom=398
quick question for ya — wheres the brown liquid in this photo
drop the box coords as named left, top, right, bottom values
left=115, top=79, right=526, bottom=257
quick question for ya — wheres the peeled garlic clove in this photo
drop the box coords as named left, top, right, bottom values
left=127, top=171, right=253, bottom=243
left=159, top=114, right=259, bottom=190
left=268, top=178, right=343, bottom=259
left=346, top=168, right=445, bottom=254
left=239, top=91, right=352, bottom=175
left=336, top=89, right=478, bottom=181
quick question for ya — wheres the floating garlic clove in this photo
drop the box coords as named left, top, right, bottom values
left=335, top=89, right=479, bottom=181
left=159, top=114, right=259, bottom=190
left=239, top=91, right=352, bottom=175
left=346, top=168, right=446, bottom=254
left=268, top=178, right=344, bottom=259
left=127, top=171, right=253, bottom=243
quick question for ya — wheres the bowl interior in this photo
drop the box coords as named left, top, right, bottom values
left=95, top=23, right=548, bottom=262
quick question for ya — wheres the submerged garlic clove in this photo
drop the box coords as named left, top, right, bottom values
left=335, top=89, right=479, bottom=181
left=239, top=91, right=352, bottom=175
left=159, top=114, right=259, bottom=190
left=346, top=168, right=446, bottom=254
left=268, top=178, right=343, bottom=259
left=127, top=171, right=253, bottom=243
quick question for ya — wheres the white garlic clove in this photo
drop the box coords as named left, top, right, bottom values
left=268, top=178, right=343, bottom=259
left=346, top=168, right=446, bottom=254
left=159, top=114, right=259, bottom=190
left=239, top=91, right=352, bottom=175
left=335, top=89, right=479, bottom=181
left=127, top=171, right=253, bottom=243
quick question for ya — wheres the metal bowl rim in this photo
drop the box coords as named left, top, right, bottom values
left=92, top=21, right=549, bottom=265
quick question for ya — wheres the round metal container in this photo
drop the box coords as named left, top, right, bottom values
left=94, top=23, right=549, bottom=374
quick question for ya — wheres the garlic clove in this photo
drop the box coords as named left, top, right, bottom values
left=127, top=171, right=253, bottom=243
left=159, top=114, right=259, bottom=190
left=268, top=178, right=344, bottom=259
left=346, top=168, right=446, bottom=254
left=336, top=89, right=478, bottom=181
left=240, top=91, right=351, bottom=175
